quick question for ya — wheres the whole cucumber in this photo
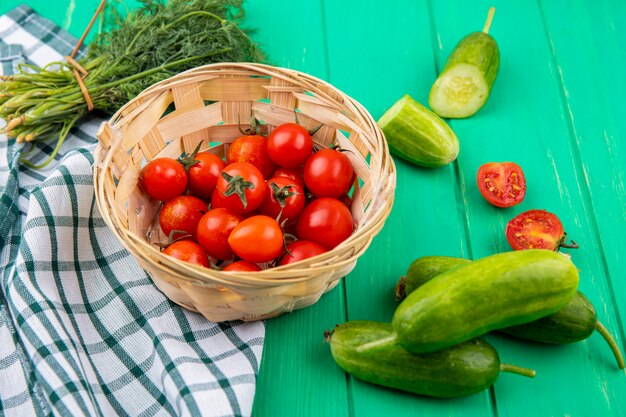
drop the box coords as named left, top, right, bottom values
left=378, top=94, right=459, bottom=168
left=326, top=321, right=535, bottom=398
left=396, top=255, right=625, bottom=369
left=392, top=250, right=579, bottom=354
left=429, top=8, right=500, bottom=118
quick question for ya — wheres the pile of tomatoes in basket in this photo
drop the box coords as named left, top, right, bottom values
left=140, top=117, right=356, bottom=272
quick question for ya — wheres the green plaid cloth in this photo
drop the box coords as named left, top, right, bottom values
left=0, top=5, right=264, bottom=416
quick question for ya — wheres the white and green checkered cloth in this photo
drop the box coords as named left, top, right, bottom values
left=0, top=5, right=264, bottom=416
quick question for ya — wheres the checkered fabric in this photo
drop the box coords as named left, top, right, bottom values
left=0, top=5, right=264, bottom=416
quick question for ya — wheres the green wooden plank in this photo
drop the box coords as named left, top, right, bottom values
left=538, top=0, right=626, bottom=353
left=323, top=1, right=493, bottom=416
left=429, top=0, right=626, bottom=416
left=243, top=1, right=350, bottom=416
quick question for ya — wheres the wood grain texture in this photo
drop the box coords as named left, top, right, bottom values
left=1, top=0, right=624, bottom=416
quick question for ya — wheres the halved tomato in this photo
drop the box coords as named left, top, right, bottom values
left=506, top=209, right=578, bottom=251
left=477, top=162, right=526, bottom=208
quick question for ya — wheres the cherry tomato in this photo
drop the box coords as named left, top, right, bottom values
left=258, top=176, right=306, bottom=223
left=196, top=208, right=244, bottom=260
left=222, top=260, right=262, bottom=272
left=272, top=166, right=305, bottom=187
left=506, top=209, right=579, bottom=251
left=296, top=198, right=354, bottom=250
left=228, top=215, right=284, bottom=263
left=159, top=196, right=207, bottom=240
left=227, top=135, right=275, bottom=179
left=279, top=241, right=327, bottom=265
left=141, top=158, right=187, bottom=201
left=187, top=152, right=226, bottom=200
left=215, top=162, right=267, bottom=214
left=162, top=241, right=209, bottom=267
left=477, top=162, right=526, bottom=208
left=304, top=149, right=354, bottom=198
left=267, top=123, right=313, bottom=167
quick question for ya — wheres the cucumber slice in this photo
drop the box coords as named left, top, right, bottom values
left=429, top=9, right=500, bottom=118
left=378, top=94, right=459, bottom=168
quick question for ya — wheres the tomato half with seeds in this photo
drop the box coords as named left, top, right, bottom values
left=304, top=148, right=354, bottom=198
left=227, top=135, right=275, bottom=179
left=142, top=158, right=187, bottom=201
left=196, top=208, right=244, bottom=260
left=296, top=198, right=354, bottom=250
left=258, top=176, right=306, bottom=223
left=228, top=215, right=284, bottom=263
left=159, top=195, right=207, bottom=240
left=267, top=123, right=313, bottom=167
left=506, top=209, right=579, bottom=251
left=222, top=260, right=262, bottom=272
left=162, top=241, right=210, bottom=267
left=187, top=152, right=226, bottom=200
left=279, top=241, right=327, bottom=266
left=215, top=162, right=267, bottom=214
left=477, top=162, right=526, bottom=208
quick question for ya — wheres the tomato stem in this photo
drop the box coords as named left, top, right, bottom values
left=558, top=232, right=579, bottom=250
left=270, top=181, right=298, bottom=209
left=178, top=141, right=203, bottom=171
left=222, top=172, right=255, bottom=209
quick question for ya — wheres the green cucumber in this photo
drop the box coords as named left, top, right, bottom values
left=326, top=321, right=535, bottom=398
left=396, top=255, right=625, bottom=369
left=378, top=94, right=459, bottom=168
left=429, top=8, right=499, bottom=118
left=394, top=256, right=470, bottom=301
left=392, top=250, right=579, bottom=354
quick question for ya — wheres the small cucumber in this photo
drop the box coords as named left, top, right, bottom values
left=395, top=256, right=470, bottom=301
left=392, top=250, right=579, bottom=354
left=378, top=94, right=459, bottom=168
left=326, top=321, right=535, bottom=398
left=397, top=255, right=625, bottom=369
left=429, top=8, right=499, bottom=118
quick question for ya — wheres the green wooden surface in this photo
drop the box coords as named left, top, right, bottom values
left=2, top=0, right=624, bottom=415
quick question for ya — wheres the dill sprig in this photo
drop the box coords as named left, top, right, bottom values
left=0, top=0, right=265, bottom=168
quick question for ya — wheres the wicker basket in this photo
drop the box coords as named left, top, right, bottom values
left=93, top=62, right=395, bottom=322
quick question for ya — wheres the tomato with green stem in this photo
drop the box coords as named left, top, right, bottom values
left=142, top=158, right=187, bottom=201
left=214, top=162, right=267, bottom=214
left=222, top=260, right=262, bottom=272
left=162, top=241, right=209, bottom=267
left=159, top=195, right=207, bottom=240
left=477, top=162, right=526, bottom=208
left=228, top=215, right=284, bottom=263
left=196, top=208, right=244, bottom=260
left=187, top=152, right=226, bottom=200
left=227, top=118, right=275, bottom=178
left=296, top=197, right=354, bottom=250
left=279, top=240, right=327, bottom=265
left=258, top=176, right=306, bottom=224
left=506, top=209, right=578, bottom=251
left=304, top=148, right=354, bottom=198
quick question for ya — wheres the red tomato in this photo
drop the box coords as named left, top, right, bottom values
left=222, top=260, right=262, bottom=272
left=267, top=123, right=313, bottom=167
left=477, top=162, right=526, bottom=208
left=141, top=158, right=187, bottom=201
left=304, top=149, right=354, bottom=198
left=227, top=135, right=275, bottom=179
left=258, top=176, right=306, bottom=223
left=279, top=241, right=327, bottom=265
left=228, top=215, right=284, bottom=263
left=187, top=152, right=226, bottom=200
left=196, top=208, right=244, bottom=260
left=296, top=198, right=354, bottom=250
left=162, top=241, right=209, bottom=267
left=272, top=166, right=305, bottom=187
left=506, top=209, right=578, bottom=251
left=159, top=196, right=207, bottom=240
left=215, top=162, right=267, bottom=214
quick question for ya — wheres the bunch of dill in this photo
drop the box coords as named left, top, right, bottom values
left=0, top=0, right=265, bottom=168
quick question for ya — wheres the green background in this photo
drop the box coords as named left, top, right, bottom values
left=2, top=0, right=625, bottom=415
